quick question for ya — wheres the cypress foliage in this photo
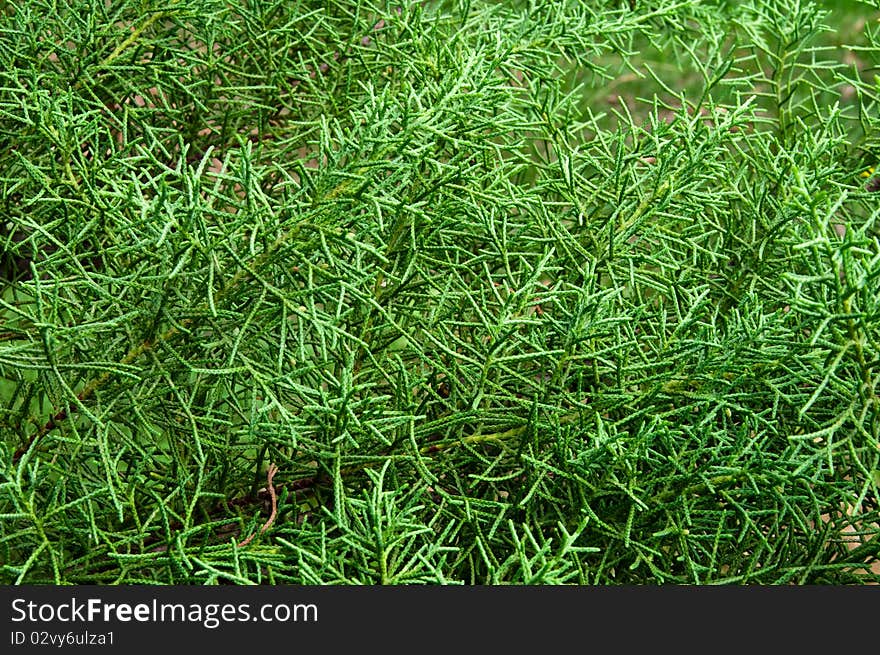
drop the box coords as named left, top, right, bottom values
left=1, top=0, right=878, bottom=583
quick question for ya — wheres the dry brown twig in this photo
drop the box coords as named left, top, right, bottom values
left=237, top=463, right=279, bottom=548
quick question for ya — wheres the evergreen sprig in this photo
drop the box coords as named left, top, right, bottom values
left=1, top=0, right=878, bottom=584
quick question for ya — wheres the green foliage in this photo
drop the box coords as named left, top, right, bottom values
left=1, top=0, right=878, bottom=584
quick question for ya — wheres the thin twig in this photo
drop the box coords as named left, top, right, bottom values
left=237, top=463, right=279, bottom=547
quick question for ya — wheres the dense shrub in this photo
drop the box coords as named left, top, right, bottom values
left=1, top=0, right=878, bottom=583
